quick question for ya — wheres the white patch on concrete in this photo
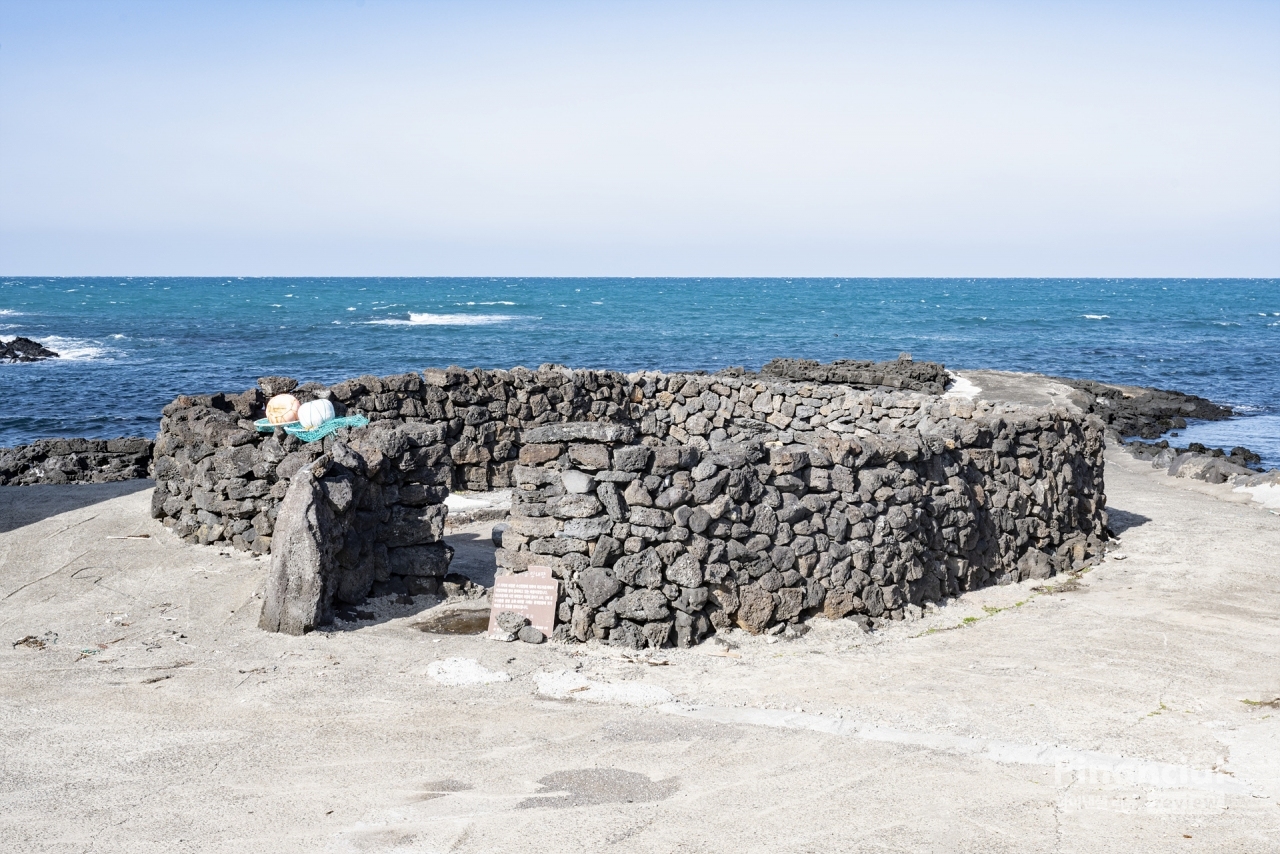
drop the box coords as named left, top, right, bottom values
left=658, top=705, right=1254, bottom=796
left=944, top=374, right=981, bottom=400
left=535, top=670, right=674, bottom=707
left=445, top=491, right=510, bottom=512
left=426, top=657, right=511, bottom=686
left=1233, top=483, right=1280, bottom=511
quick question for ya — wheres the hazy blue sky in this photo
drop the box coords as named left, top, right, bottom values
left=2, top=0, right=1277, bottom=276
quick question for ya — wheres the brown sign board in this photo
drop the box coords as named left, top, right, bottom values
left=488, top=566, right=559, bottom=635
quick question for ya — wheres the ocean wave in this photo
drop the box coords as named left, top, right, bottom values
left=366, top=312, right=518, bottom=327
left=1082, top=314, right=1109, bottom=320
left=0, top=309, right=22, bottom=316
left=33, top=336, right=116, bottom=361
left=455, top=301, right=518, bottom=306
left=1212, top=321, right=1240, bottom=327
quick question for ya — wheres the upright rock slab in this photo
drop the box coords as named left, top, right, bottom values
left=259, top=463, right=333, bottom=634
left=257, top=434, right=454, bottom=634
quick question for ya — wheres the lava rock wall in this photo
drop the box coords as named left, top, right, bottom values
left=150, top=388, right=452, bottom=567
left=150, top=362, right=1107, bottom=644
left=148, top=360, right=955, bottom=546
left=500, top=400, right=1107, bottom=646
left=258, top=428, right=453, bottom=634
left=0, top=438, right=153, bottom=486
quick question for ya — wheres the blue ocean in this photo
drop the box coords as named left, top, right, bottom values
left=2, top=278, right=1277, bottom=467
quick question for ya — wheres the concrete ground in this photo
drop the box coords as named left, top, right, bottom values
left=2, top=449, right=1279, bottom=853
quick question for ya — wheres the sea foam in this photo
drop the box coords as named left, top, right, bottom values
left=36, top=336, right=114, bottom=361
left=367, top=313, right=517, bottom=326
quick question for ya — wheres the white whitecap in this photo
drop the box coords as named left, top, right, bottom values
left=478, top=301, right=516, bottom=306
left=366, top=312, right=517, bottom=327
left=25, top=336, right=114, bottom=361
left=1082, top=314, right=1109, bottom=320
left=110, top=333, right=127, bottom=340
left=0, top=309, right=21, bottom=316
left=346, top=307, right=355, bottom=311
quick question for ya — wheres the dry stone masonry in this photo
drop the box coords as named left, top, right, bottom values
left=500, top=400, right=1106, bottom=646
left=258, top=424, right=453, bottom=634
left=146, top=358, right=1108, bottom=639
left=0, top=437, right=153, bottom=486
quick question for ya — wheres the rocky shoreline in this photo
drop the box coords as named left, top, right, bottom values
left=0, top=336, right=59, bottom=363
left=1051, top=376, right=1233, bottom=440
left=1038, top=375, right=1275, bottom=488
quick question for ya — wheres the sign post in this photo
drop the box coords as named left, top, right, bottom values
left=487, top=566, right=559, bottom=635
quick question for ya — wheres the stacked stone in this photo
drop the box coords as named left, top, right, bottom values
left=259, top=426, right=456, bottom=634
left=321, top=360, right=954, bottom=492
left=760, top=356, right=950, bottom=394
left=499, top=406, right=1106, bottom=647
left=150, top=384, right=454, bottom=567
left=149, top=363, right=1114, bottom=565
left=0, top=437, right=153, bottom=486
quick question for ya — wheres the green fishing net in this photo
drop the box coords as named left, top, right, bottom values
left=253, top=415, right=370, bottom=443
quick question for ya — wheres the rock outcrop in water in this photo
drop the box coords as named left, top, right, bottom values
left=1, top=337, right=59, bottom=363
left=1054, top=377, right=1231, bottom=439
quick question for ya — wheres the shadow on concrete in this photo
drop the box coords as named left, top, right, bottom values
left=320, top=522, right=500, bottom=634
left=444, top=528, right=499, bottom=589
left=1107, top=507, right=1152, bottom=536
left=0, top=480, right=153, bottom=535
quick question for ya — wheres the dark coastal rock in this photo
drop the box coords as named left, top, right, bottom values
left=1126, top=438, right=1264, bottom=475
left=1057, top=378, right=1232, bottom=439
left=257, top=376, right=299, bottom=396
left=1, top=337, right=59, bottom=363
left=761, top=356, right=949, bottom=395
left=522, top=423, right=636, bottom=444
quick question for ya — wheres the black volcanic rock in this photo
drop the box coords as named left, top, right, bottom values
left=1055, top=377, right=1232, bottom=439
left=760, top=356, right=949, bottom=395
left=1, top=337, right=59, bottom=363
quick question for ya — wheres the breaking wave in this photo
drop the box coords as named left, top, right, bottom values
left=1082, top=314, right=1109, bottom=320
left=40, top=336, right=119, bottom=361
left=366, top=312, right=518, bottom=326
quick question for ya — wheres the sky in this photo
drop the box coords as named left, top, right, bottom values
left=1, top=0, right=1277, bottom=276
